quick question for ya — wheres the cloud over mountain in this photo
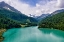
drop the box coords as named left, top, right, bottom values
left=0, top=0, right=64, bottom=16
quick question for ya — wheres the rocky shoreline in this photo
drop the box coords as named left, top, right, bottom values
left=0, top=29, right=6, bottom=42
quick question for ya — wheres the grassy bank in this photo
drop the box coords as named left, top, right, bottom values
left=0, top=29, right=6, bottom=42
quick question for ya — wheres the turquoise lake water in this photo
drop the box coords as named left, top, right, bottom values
left=3, top=26, right=64, bottom=42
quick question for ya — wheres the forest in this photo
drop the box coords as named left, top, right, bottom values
left=39, top=12, right=64, bottom=31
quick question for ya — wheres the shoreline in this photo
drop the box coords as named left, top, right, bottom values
left=38, top=27, right=64, bottom=31
left=0, top=29, right=6, bottom=42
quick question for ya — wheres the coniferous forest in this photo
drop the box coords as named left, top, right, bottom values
left=39, top=12, right=64, bottom=30
left=0, top=8, right=38, bottom=29
left=0, top=13, right=21, bottom=29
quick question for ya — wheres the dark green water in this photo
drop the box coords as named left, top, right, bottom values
left=3, top=26, right=64, bottom=42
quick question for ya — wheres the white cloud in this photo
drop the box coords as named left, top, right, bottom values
left=0, top=0, right=64, bottom=16
left=35, top=0, right=58, bottom=15
left=57, top=0, right=64, bottom=8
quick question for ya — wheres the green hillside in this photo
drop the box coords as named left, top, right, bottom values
left=0, top=7, right=38, bottom=42
left=0, top=14, right=21, bottom=29
left=39, top=12, right=64, bottom=31
left=0, top=8, right=38, bottom=26
left=0, top=8, right=38, bottom=23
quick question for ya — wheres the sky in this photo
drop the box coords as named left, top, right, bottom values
left=0, top=0, right=64, bottom=16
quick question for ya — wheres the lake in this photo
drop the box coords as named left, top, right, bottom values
left=3, top=26, right=64, bottom=42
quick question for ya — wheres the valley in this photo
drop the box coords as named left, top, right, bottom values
left=0, top=1, right=64, bottom=42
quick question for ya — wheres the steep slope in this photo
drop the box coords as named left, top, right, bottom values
left=36, top=14, right=49, bottom=21
left=44, top=9, right=64, bottom=18
left=0, top=8, right=38, bottom=23
left=0, top=14, right=21, bottom=29
left=51, top=9, right=64, bottom=15
left=0, top=1, right=38, bottom=26
left=39, top=12, right=64, bottom=31
left=0, top=1, right=21, bottom=13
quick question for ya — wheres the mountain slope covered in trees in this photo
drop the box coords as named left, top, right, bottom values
left=39, top=12, right=64, bottom=31
left=0, top=14, right=21, bottom=29
left=0, top=1, right=38, bottom=26
left=0, top=8, right=38, bottom=25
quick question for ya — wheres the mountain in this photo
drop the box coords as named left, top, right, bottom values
left=38, top=11, right=64, bottom=31
left=40, top=9, right=64, bottom=19
left=0, top=14, right=21, bottom=29
left=29, top=14, right=36, bottom=17
left=51, top=9, right=64, bottom=15
left=0, top=8, right=38, bottom=23
left=0, top=1, right=38, bottom=26
left=36, top=14, right=50, bottom=21
left=0, top=1, right=21, bottom=13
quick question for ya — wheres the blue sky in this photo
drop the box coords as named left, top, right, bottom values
left=0, top=0, right=64, bottom=16
left=20, top=0, right=40, bottom=6
left=20, top=0, right=52, bottom=6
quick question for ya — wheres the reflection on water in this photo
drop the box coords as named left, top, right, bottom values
left=3, top=26, right=64, bottom=42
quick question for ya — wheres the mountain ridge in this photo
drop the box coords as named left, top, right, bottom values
left=38, top=11, right=64, bottom=31
left=0, top=1, right=38, bottom=27
left=0, top=1, right=21, bottom=13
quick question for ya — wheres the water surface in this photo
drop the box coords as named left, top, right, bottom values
left=3, top=26, right=64, bottom=42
